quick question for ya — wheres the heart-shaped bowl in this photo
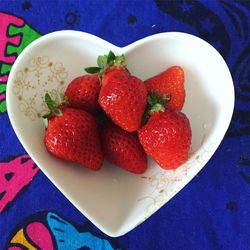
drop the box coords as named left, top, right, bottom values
left=6, top=31, right=234, bottom=237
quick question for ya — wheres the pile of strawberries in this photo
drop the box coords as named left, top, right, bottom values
left=43, top=51, right=192, bottom=174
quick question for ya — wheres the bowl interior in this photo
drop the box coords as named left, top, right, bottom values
left=7, top=31, right=234, bottom=237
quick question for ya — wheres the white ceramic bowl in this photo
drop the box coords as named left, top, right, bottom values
left=6, top=31, right=234, bottom=237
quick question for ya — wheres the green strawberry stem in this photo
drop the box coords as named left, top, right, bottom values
left=85, top=50, right=127, bottom=82
left=42, top=92, right=68, bottom=128
left=142, top=92, right=171, bottom=125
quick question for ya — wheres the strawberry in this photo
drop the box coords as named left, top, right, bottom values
left=85, top=51, right=147, bottom=132
left=64, top=74, right=100, bottom=114
left=101, top=66, right=129, bottom=87
left=43, top=93, right=103, bottom=171
left=145, top=66, right=185, bottom=111
left=99, top=73, right=147, bottom=132
left=138, top=93, right=191, bottom=169
left=102, top=122, right=147, bottom=174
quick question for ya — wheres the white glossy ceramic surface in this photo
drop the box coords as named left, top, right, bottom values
left=6, top=31, right=234, bottom=237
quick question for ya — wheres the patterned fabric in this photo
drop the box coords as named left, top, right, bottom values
left=0, top=1, right=249, bottom=249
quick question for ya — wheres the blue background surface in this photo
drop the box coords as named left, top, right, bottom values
left=0, top=1, right=250, bottom=249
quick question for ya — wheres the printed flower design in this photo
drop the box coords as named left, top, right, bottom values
left=139, top=139, right=219, bottom=222
left=12, top=56, right=68, bottom=121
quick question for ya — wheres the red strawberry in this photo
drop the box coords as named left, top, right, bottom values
left=145, top=66, right=185, bottom=111
left=138, top=93, right=191, bottom=169
left=85, top=51, right=147, bottom=132
left=102, top=66, right=128, bottom=87
left=43, top=93, right=103, bottom=171
left=64, top=74, right=100, bottom=114
left=99, top=73, right=147, bottom=132
left=102, top=122, right=147, bottom=174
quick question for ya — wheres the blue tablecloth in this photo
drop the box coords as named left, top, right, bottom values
left=0, top=1, right=249, bottom=249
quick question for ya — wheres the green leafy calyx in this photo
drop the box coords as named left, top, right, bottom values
left=84, top=50, right=126, bottom=82
left=142, top=92, right=171, bottom=124
left=42, top=92, right=67, bottom=128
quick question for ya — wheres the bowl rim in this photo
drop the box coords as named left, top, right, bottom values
left=6, top=30, right=235, bottom=237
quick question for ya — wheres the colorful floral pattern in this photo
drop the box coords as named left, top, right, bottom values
left=0, top=1, right=249, bottom=249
